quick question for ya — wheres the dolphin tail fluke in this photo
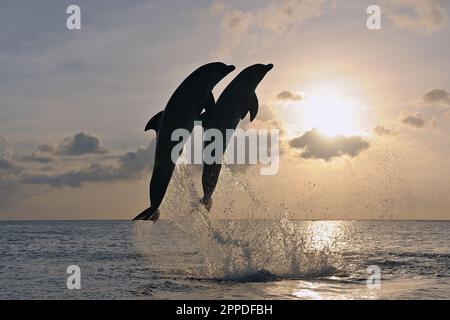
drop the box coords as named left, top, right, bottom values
left=200, top=197, right=213, bottom=212
left=132, top=207, right=160, bottom=222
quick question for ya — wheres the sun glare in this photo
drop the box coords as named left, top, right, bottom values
left=308, top=221, right=343, bottom=251
left=302, top=93, right=360, bottom=137
left=279, top=80, right=368, bottom=138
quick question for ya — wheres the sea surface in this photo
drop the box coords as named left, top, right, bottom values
left=1, top=219, right=449, bottom=300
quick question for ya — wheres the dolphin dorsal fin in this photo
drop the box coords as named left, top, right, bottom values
left=241, top=92, right=259, bottom=121
left=145, top=110, right=164, bottom=132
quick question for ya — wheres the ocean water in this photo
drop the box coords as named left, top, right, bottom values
left=1, top=219, right=449, bottom=300
left=1, top=166, right=449, bottom=299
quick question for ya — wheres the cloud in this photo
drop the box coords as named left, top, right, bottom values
left=215, top=0, right=332, bottom=56
left=373, top=125, right=398, bottom=136
left=20, top=140, right=155, bottom=188
left=209, top=0, right=227, bottom=15
left=0, top=132, right=155, bottom=209
left=386, top=0, right=448, bottom=33
left=0, top=158, right=15, bottom=170
left=276, top=90, right=302, bottom=101
left=56, top=132, right=107, bottom=156
left=0, top=156, right=23, bottom=175
left=36, top=144, right=55, bottom=154
left=21, top=154, right=53, bottom=164
left=0, top=174, right=21, bottom=208
left=0, top=151, right=24, bottom=207
left=0, top=136, right=12, bottom=157
left=402, top=114, right=426, bottom=128
left=0, top=139, right=23, bottom=173
left=289, top=129, right=370, bottom=161
left=216, top=9, right=253, bottom=56
left=255, top=0, right=327, bottom=32
left=423, top=89, right=450, bottom=105
left=19, top=143, right=55, bottom=164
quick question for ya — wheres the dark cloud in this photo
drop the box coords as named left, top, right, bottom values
left=36, top=144, right=55, bottom=154
left=0, top=156, right=23, bottom=176
left=0, top=134, right=155, bottom=209
left=21, top=153, right=53, bottom=164
left=0, top=158, right=14, bottom=170
left=276, top=90, right=302, bottom=101
left=423, top=89, right=450, bottom=105
left=289, top=129, right=370, bottom=161
left=402, top=114, right=425, bottom=128
left=56, top=132, right=107, bottom=156
left=21, top=163, right=117, bottom=188
left=373, top=125, right=398, bottom=136
left=21, top=140, right=155, bottom=188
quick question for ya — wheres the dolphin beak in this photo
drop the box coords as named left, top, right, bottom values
left=266, top=64, right=274, bottom=71
left=227, top=65, right=236, bottom=73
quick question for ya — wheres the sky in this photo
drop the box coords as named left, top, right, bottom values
left=1, top=0, right=449, bottom=220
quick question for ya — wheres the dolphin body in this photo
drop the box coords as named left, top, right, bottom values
left=133, top=62, right=236, bottom=221
left=200, top=63, right=273, bottom=210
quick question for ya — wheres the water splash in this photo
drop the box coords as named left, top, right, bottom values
left=133, top=164, right=341, bottom=282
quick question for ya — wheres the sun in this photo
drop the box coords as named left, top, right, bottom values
left=302, top=93, right=360, bottom=137
left=277, top=80, right=369, bottom=139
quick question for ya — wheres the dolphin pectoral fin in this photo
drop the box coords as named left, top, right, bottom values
left=132, top=207, right=160, bottom=222
left=145, top=111, right=164, bottom=132
left=240, top=93, right=259, bottom=121
left=249, top=92, right=259, bottom=122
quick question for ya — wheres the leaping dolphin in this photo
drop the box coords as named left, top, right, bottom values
left=133, top=62, right=236, bottom=221
left=200, top=63, right=273, bottom=210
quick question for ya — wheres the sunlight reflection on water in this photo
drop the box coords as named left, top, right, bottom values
left=307, top=221, right=342, bottom=251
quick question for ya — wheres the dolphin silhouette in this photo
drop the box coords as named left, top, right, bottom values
left=133, top=62, right=236, bottom=221
left=200, top=63, right=273, bottom=210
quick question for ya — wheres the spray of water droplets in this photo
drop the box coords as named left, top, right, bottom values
left=133, top=164, right=342, bottom=282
